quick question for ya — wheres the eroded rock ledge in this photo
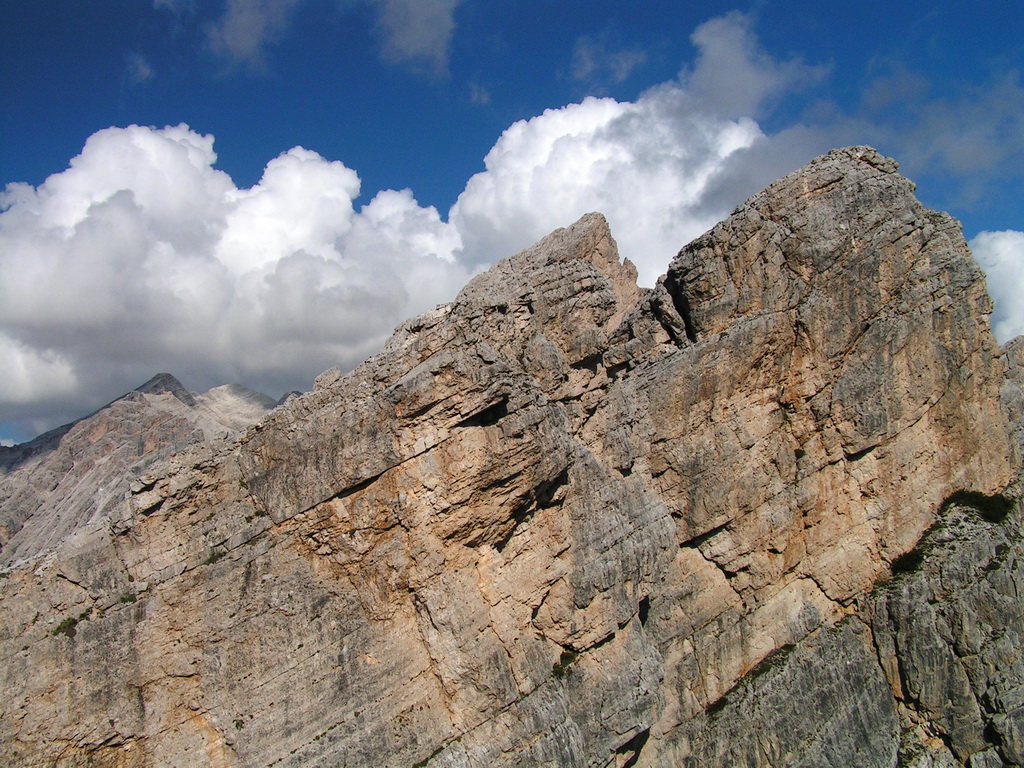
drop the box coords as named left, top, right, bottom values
left=0, top=147, right=1018, bottom=767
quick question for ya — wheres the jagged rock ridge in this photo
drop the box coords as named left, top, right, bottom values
left=0, top=147, right=1020, bottom=767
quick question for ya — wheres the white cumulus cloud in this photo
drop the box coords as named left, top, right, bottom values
left=452, top=11, right=832, bottom=286
left=970, top=230, right=1024, bottom=344
left=0, top=124, right=469, bottom=439
left=452, top=93, right=763, bottom=286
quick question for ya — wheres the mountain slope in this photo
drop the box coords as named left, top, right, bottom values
left=0, top=374, right=276, bottom=569
left=0, top=147, right=1019, bottom=767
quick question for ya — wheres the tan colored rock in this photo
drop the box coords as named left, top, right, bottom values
left=0, top=149, right=1015, bottom=767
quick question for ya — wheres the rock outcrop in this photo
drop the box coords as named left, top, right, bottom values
left=0, top=147, right=1019, bottom=767
left=0, top=374, right=276, bottom=568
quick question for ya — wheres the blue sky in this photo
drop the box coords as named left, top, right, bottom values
left=2, top=0, right=1023, bottom=444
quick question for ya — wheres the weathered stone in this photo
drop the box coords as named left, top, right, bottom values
left=660, top=618, right=900, bottom=768
left=871, top=496, right=1024, bottom=766
left=0, top=374, right=276, bottom=570
left=1003, top=335, right=1024, bottom=474
left=0, top=148, right=1017, bottom=767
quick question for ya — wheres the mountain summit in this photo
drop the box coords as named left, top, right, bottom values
left=2, top=147, right=1022, bottom=767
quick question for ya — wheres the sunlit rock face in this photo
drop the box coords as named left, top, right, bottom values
left=1, top=147, right=1019, bottom=768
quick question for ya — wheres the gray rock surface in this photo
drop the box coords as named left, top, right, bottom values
left=0, top=147, right=1018, bottom=767
left=0, top=374, right=276, bottom=569
left=668, top=619, right=900, bottom=768
left=1003, top=336, right=1024, bottom=469
left=669, top=492, right=1024, bottom=768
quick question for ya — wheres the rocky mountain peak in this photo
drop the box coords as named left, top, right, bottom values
left=1, top=147, right=1021, bottom=768
left=0, top=375, right=277, bottom=569
left=134, top=372, right=196, bottom=405
left=663, top=145, right=961, bottom=339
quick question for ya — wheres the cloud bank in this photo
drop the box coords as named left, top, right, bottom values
left=0, top=126, right=468, bottom=437
left=3, top=11, right=1021, bottom=442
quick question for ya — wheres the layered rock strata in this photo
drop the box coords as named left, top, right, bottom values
left=0, top=147, right=1017, bottom=767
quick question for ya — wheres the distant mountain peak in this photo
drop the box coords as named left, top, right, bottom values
left=133, top=372, right=196, bottom=406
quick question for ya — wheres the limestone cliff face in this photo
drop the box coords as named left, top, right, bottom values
left=0, top=147, right=1019, bottom=767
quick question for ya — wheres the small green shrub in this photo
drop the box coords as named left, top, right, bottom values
left=204, top=550, right=225, bottom=565
left=52, top=616, right=79, bottom=638
left=553, top=649, right=578, bottom=678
